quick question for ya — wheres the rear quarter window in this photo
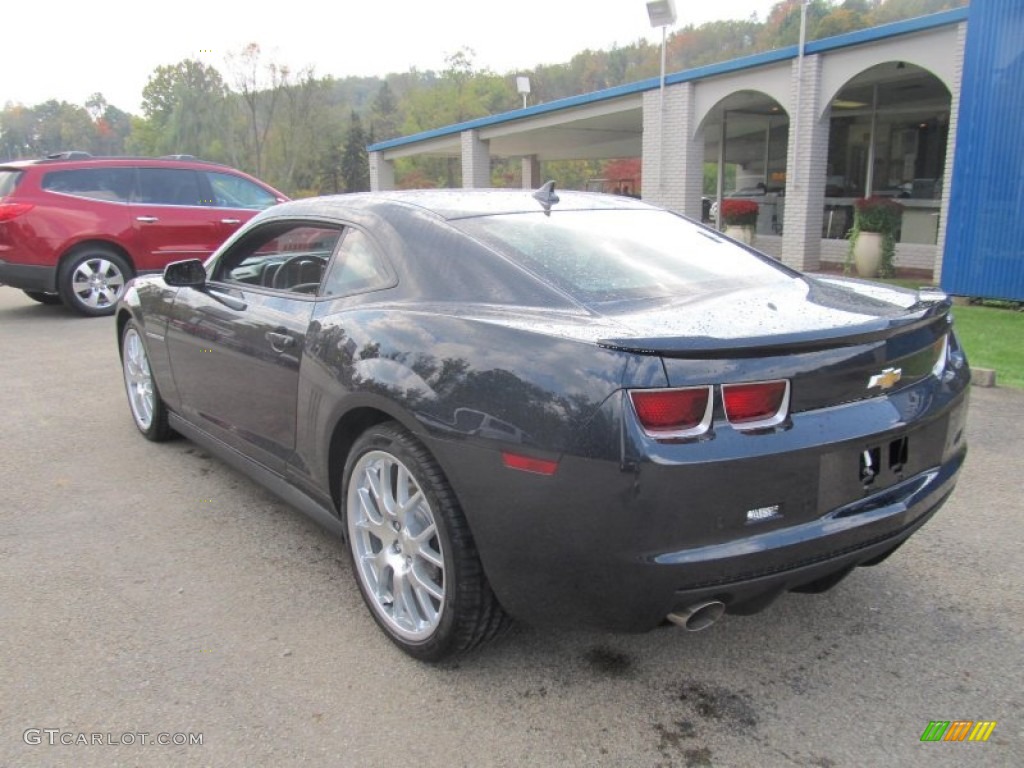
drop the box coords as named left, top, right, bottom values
left=0, top=169, right=23, bottom=197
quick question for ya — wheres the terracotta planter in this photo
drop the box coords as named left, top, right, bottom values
left=853, top=231, right=883, bottom=277
left=724, top=224, right=755, bottom=246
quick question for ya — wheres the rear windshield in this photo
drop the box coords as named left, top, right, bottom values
left=0, top=169, right=23, bottom=198
left=455, top=209, right=793, bottom=303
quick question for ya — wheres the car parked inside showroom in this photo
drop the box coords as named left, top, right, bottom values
left=115, top=185, right=970, bottom=661
left=0, top=152, right=286, bottom=315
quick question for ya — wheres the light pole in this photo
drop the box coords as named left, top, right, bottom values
left=646, top=0, right=676, bottom=99
left=646, top=0, right=677, bottom=194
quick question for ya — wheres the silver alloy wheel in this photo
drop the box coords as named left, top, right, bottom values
left=122, top=328, right=155, bottom=430
left=71, top=257, right=126, bottom=310
left=347, top=450, right=446, bottom=641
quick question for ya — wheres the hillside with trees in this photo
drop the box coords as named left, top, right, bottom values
left=0, top=0, right=966, bottom=196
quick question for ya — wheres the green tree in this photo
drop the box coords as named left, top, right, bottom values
left=84, top=93, right=131, bottom=155
left=398, top=49, right=517, bottom=187
left=1, top=104, right=38, bottom=158
left=136, top=60, right=229, bottom=159
left=317, top=131, right=345, bottom=195
left=869, top=0, right=965, bottom=24
left=226, top=43, right=288, bottom=177
left=816, top=7, right=866, bottom=38
left=98, top=104, right=132, bottom=154
left=370, top=81, right=401, bottom=141
left=266, top=68, right=335, bottom=194
left=30, top=100, right=95, bottom=154
left=341, top=112, right=370, bottom=192
left=539, top=159, right=604, bottom=191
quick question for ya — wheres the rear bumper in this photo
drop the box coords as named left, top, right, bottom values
left=0, top=261, right=56, bottom=292
left=428, top=377, right=969, bottom=631
left=659, top=451, right=961, bottom=618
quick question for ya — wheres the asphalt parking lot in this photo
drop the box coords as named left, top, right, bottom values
left=0, top=287, right=1021, bottom=768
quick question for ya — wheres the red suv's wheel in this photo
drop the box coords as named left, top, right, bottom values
left=58, top=246, right=133, bottom=317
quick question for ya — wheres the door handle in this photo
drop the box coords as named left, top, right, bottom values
left=136, top=216, right=159, bottom=223
left=220, top=218, right=241, bottom=225
left=266, top=331, right=295, bottom=352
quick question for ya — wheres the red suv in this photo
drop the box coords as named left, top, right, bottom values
left=0, top=153, right=287, bottom=315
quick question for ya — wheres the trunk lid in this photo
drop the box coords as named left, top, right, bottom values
left=596, top=277, right=951, bottom=411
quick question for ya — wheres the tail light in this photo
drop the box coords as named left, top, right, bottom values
left=629, top=386, right=713, bottom=438
left=0, top=202, right=34, bottom=222
left=722, top=380, right=789, bottom=428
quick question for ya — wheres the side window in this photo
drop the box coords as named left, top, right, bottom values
left=205, top=171, right=278, bottom=210
left=134, top=168, right=204, bottom=206
left=212, top=222, right=342, bottom=294
left=41, top=168, right=132, bottom=202
left=320, top=229, right=393, bottom=298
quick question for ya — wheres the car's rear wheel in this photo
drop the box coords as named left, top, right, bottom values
left=121, top=321, right=172, bottom=441
left=343, top=423, right=508, bottom=661
left=59, top=246, right=132, bottom=316
left=22, top=290, right=63, bottom=305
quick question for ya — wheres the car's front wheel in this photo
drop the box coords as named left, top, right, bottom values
left=59, top=246, right=132, bottom=316
left=342, top=423, right=508, bottom=661
left=121, top=321, right=173, bottom=441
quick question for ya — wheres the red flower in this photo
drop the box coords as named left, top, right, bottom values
left=721, top=198, right=759, bottom=226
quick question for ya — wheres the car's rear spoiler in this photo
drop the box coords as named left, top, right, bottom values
left=597, top=292, right=951, bottom=359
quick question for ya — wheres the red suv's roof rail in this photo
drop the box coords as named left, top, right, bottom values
left=45, top=151, right=93, bottom=160
left=31, top=153, right=229, bottom=168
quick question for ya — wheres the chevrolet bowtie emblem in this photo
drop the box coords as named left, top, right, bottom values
left=868, top=367, right=903, bottom=390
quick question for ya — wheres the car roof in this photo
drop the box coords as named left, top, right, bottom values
left=0, top=155, right=232, bottom=171
left=264, top=188, right=657, bottom=222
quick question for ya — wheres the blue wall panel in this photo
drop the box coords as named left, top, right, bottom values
left=944, top=0, right=1024, bottom=300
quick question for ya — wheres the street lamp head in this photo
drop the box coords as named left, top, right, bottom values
left=646, top=0, right=677, bottom=28
left=516, top=76, right=531, bottom=109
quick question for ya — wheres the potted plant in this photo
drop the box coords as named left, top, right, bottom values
left=720, top=199, right=759, bottom=245
left=847, top=196, right=903, bottom=277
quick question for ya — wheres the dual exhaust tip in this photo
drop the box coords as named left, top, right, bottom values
left=666, top=600, right=726, bottom=631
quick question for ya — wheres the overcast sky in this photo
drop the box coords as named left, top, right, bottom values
left=5, top=0, right=780, bottom=113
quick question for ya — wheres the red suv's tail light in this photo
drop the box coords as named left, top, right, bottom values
left=629, top=386, right=713, bottom=438
left=722, top=380, right=789, bottom=428
left=0, top=202, right=34, bottom=222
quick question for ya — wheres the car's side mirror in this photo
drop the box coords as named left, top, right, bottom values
left=163, top=259, right=207, bottom=288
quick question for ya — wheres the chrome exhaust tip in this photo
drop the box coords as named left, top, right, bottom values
left=666, top=600, right=726, bottom=631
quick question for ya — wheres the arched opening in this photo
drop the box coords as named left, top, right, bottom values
left=700, top=90, right=789, bottom=239
left=824, top=62, right=952, bottom=245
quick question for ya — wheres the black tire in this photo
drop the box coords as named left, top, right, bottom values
left=342, top=422, right=509, bottom=662
left=58, top=245, right=133, bottom=317
left=23, top=290, right=63, bottom=305
left=120, top=320, right=173, bottom=441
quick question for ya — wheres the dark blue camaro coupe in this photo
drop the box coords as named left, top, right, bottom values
left=116, top=187, right=969, bottom=661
